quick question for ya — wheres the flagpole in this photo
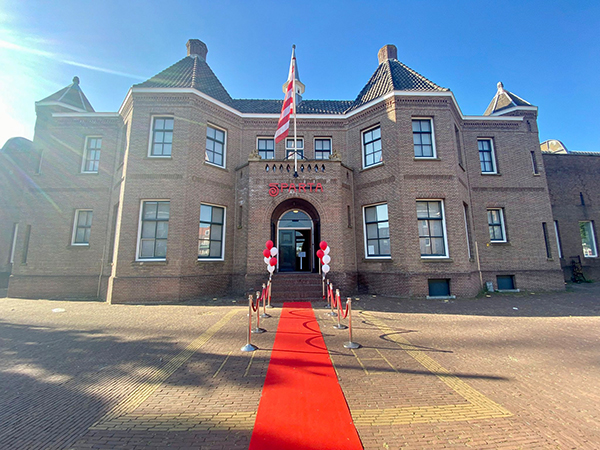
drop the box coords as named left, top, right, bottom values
left=292, top=45, right=298, bottom=178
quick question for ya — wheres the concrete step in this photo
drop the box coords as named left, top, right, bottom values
left=270, top=273, right=324, bottom=302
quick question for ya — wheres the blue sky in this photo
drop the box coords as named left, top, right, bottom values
left=1, top=0, right=599, bottom=151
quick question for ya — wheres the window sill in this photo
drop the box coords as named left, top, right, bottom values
left=583, top=256, right=598, bottom=259
left=197, top=259, right=225, bottom=263
left=481, top=172, right=501, bottom=176
left=426, top=295, right=456, bottom=300
left=421, top=258, right=453, bottom=263
left=360, top=162, right=384, bottom=173
left=204, top=161, right=229, bottom=172
left=145, top=156, right=172, bottom=160
left=362, top=257, right=393, bottom=262
left=489, top=241, right=510, bottom=246
left=132, top=260, right=168, bottom=266
left=413, top=157, right=440, bottom=161
left=69, top=244, right=90, bottom=248
left=80, top=172, right=99, bottom=175
left=533, top=173, right=541, bottom=177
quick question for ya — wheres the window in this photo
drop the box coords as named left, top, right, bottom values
left=554, top=220, right=563, bottom=258
left=82, top=137, right=101, bottom=173
left=487, top=209, right=506, bottom=242
left=579, top=221, right=598, bottom=258
left=363, top=203, right=390, bottom=258
left=463, top=203, right=472, bottom=259
left=150, top=117, right=173, bottom=157
left=9, top=223, right=18, bottom=264
left=455, top=125, right=463, bottom=167
left=417, top=200, right=447, bottom=257
left=362, top=126, right=382, bottom=168
left=497, top=275, right=515, bottom=290
left=138, top=201, right=170, bottom=259
left=315, top=138, right=331, bottom=160
left=413, top=119, right=435, bottom=158
left=428, top=279, right=450, bottom=297
left=478, top=139, right=496, bottom=173
left=286, top=138, right=304, bottom=159
left=22, top=225, right=31, bottom=264
left=199, top=204, right=225, bottom=259
left=206, top=125, right=226, bottom=167
left=530, top=151, right=539, bottom=174
left=72, top=210, right=93, bottom=245
left=257, top=138, right=274, bottom=160
left=542, top=222, right=552, bottom=258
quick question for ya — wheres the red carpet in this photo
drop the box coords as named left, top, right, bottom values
left=249, top=302, right=363, bottom=450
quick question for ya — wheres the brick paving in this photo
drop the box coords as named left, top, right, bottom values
left=0, top=284, right=599, bottom=449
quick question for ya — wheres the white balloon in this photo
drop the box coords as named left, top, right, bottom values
left=324, top=246, right=330, bottom=255
left=270, top=247, right=278, bottom=256
left=322, top=264, right=330, bottom=274
left=322, top=254, right=331, bottom=264
left=264, top=257, right=270, bottom=265
left=267, top=265, right=275, bottom=273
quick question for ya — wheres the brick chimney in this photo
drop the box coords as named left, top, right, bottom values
left=378, top=44, right=397, bottom=64
left=187, top=39, right=208, bottom=59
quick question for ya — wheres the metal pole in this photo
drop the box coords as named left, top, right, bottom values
left=266, top=275, right=274, bottom=308
left=241, top=295, right=258, bottom=352
left=261, top=283, right=270, bottom=318
left=333, top=289, right=347, bottom=329
left=328, top=282, right=337, bottom=317
left=292, top=45, right=298, bottom=178
left=252, top=290, right=265, bottom=334
left=344, top=297, right=360, bottom=349
left=322, top=275, right=325, bottom=300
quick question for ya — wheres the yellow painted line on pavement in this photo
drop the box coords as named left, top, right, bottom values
left=91, top=309, right=239, bottom=428
left=352, top=312, right=512, bottom=424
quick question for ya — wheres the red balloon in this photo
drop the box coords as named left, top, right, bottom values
left=263, top=249, right=271, bottom=258
left=265, top=240, right=274, bottom=250
left=270, top=257, right=277, bottom=266
left=316, top=249, right=324, bottom=259
left=320, top=241, right=328, bottom=251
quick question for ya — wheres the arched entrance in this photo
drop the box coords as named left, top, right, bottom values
left=271, top=199, right=320, bottom=273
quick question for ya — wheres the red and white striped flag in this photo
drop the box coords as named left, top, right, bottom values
left=275, top=48, right=295, bottom=143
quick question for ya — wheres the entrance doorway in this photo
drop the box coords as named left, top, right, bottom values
left=278, top=210, right=313, bottom=272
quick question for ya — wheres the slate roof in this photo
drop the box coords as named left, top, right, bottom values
left=135, top=56, right=233, bottom=106
left=37, top=77, right=95, bottom=112
left=135, top=47, right=447, bottom=115
left=348, top=59, right=448, bottom=111
left=484, top=82, right=533, bottom=116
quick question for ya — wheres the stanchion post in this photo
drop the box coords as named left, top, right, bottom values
left=241, top=295, right=258, bottom=352
left=266, top=276, right=274, bottom=309
left=322, top=275, right=325, bottom=300
left=333, top=289, right=347, bottom=330
left=261, top=283, right=271, bottom=318
left=252, top=290, right=266, bottom=334
left=343, top=297, right=360, bottom=349
left=326, top=279, right=331, bottom=307
left=328, top=282, right=337, bottom=317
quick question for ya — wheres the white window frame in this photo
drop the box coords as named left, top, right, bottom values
left=362, top=125, right=383, bottom=169
left=135, top=199, right=170, bottom=261
left=198, top=203, right=226, bottom=261
left=285, top=137, right=304, bottom=159
left=463, top=204, right=471, bottom=259
left=478, top=138, right=497, bottom=174
left=487, top=208, right=507, bottom=243
left=362, top=202, right=391, bottom=259
left=579, top=221, right=598, bottom=258
left=554, top=220, right=563, bottom=259
left=81, top=136, right=102, bottom=173
left=412, top=117, right=436, bottom=159
left=147, top=115, right=174, bottom=158
left=314, top=137, right=332, bottom=160
left=205, top=123, right=227, bottom=168
left=417, top=199, right=449, bottom=259
left=256, top=137, right=275, bottom=160
left=71, top=209, right=93, bottom=246
left=9, top=223, right=19, bottom=264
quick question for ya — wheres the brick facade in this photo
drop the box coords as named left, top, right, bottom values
left=1, top=40, right=567, bottom=302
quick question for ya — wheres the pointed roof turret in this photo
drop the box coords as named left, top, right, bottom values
left=135, top=39, right=233, bottom=106
left=36, top=76, right=95, bottom=112
left=484, top=81, right=534, bottom=116
left=348, top=44, right=448, bottom=112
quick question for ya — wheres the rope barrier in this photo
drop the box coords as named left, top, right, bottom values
left=252, top=290, right=266, bottom=334
left=261, top=283, right=271, bottom=318
left=333, top=289, right=347, bottom=330
left=326, top=285, right=361, bottom=349
left=241, top=294, right=258, bottom=352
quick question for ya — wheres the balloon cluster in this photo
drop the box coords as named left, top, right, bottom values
left=262, top=240, right=278, bottom=274
left=316, top=241, right=331, bottom=274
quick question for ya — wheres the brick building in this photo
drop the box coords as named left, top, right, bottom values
left=542, top=150, right=600, bottom=281
left=0, top=39, right=566, bottom=302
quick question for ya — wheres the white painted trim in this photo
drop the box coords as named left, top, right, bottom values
left=127, top=87, right=525, bottom=123
left=554, top=220, right=563, bottom=259
left=71, top=209, right=93, bottom=246
left=478, top=138, right=498, bottom=174
left=206, top=123, right=227, bottom=168
left=361, top=124, right=382, bottom=169
left=148, top=115, right=174, bottom=158
left=487, top=208, right=507, bottom=243
left=489, top=105, right=537, bottom=116
left=198, top=203, right=226, bottom=261
left=81, top=136, right=102, bottom=173
left=417, top=199, right=450, bottom=259
left=36, top=100, right=86, bottom=113
left=362, top=202, right=392, bottom=259
left=52, top=112, right=121, bottom=118
left=136, top=199, right=170, bottom=261
left=313, top=137, right=332, bottom=160
left=412, top=117, right=436, bottom=159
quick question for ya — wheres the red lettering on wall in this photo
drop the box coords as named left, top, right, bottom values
left=299, top=183, right=306, bottom=193
left=289, top=183, right=297, bottom=193
left=315, top=183, right=323, bottom=192
left=267, top=182, right=323, bottom=197
left=308, top=183, right=315, bottom=192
